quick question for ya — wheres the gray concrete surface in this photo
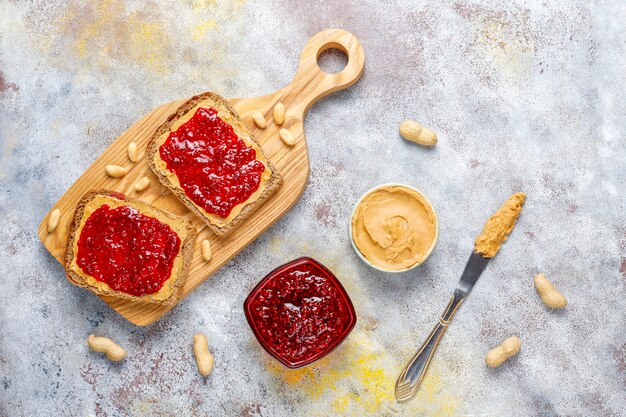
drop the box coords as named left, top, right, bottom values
left=1, top=0, right=624, bottom=416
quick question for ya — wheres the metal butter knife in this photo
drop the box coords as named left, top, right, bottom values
left=395, top=251, right=490, bottom=401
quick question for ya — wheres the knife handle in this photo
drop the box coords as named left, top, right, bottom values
left=395, top=295, right=464, bottom=401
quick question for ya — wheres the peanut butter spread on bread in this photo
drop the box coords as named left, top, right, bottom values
left=474, top=192, right=526, bottom=258
left=351, top=186, right=437, bottom=271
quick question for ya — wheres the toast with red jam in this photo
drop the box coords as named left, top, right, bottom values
left=64, top=190, right=196, bottom=304
left=147, top=92, right=282, bottom=236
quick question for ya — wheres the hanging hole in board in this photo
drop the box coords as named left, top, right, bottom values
left=317, top=47, right=348, bottom=74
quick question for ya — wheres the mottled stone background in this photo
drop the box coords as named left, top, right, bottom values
left=1, top=0, right=624, bottom=416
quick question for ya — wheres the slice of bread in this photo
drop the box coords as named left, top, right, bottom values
left=147, top=92, right=282, bottom=236
left=65, top=190, right=196, bottom=305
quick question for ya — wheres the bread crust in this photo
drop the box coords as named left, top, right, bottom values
left=146, top=91, right=282, bottom=236
left=64, top=189, right=196, bottom=305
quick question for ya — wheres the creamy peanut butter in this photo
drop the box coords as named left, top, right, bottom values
left=351, top=186, right=437, bottom=271
left=474, top=192, right=526, bottom=258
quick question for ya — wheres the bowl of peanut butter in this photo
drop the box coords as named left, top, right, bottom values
left=350, top=184, right=438, bottom=273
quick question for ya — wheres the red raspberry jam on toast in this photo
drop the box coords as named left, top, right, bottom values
left=159, top=107, right=266, bottom=218
left=76, top=204, right=181, bottom=296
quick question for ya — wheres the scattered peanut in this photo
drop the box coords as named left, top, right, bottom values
left=105, top=165, right=127, bottom=178
left=486, top=336, right=521, bottom=368
left=399, top=120, right=437, bottom=147
left=47, top=208, right=61, bottom=233
left=201, top=239, right=212, bottom=262
left=252, top=110, right=267, bottom=129
left=273, top=102, right=285, bottom=125
left=134, top=176, right=151, bottom=192
left=87, top=335, right=126, bottom=362
left=127, top=141, right=138, bottom=162
left=193, top=333, right=214, bottom=377
left=279, top=128, right=296, bottom=146
left=534, top=273, right=567, bottom=309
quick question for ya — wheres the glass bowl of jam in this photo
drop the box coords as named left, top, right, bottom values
left=244, top=257, right=357, bottom=369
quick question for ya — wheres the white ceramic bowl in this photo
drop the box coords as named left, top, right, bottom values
left=349, top=183, right=439, bottom=273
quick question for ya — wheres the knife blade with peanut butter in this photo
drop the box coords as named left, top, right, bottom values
left=395, top=192, right=526, bottom=402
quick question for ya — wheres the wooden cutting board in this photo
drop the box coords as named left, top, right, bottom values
left=38, top=29, right=365, bottom=326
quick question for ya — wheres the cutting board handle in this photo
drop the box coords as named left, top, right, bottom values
left=287, top=29, right=365, bottom=114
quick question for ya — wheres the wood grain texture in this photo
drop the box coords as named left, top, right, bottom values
left=37, top=29, right=365, bottom=326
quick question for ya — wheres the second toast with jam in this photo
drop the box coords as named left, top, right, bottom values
left=147, top=92, right=282, bottom=236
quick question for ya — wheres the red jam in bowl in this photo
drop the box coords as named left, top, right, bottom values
left=244, top=257, right=357, bottom=368
left=158, top=107, right=267, bottom=218
left=76, top=203, right=181, bottom=296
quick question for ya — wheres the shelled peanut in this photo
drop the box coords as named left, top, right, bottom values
left=201, top=239, right=212, bottom=262
left=105, top=165, right=127, bottom=178
left=279, top=129, right=296, bottom=146
left=134, top=176, right=150, bottom=192
left=127, top=141, right=138, bottom=162
left=47, top=209, right=61, bottom=233
left=252, top=111, right=267, bottom=128
left=273, top=103, right=285, bottom=125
